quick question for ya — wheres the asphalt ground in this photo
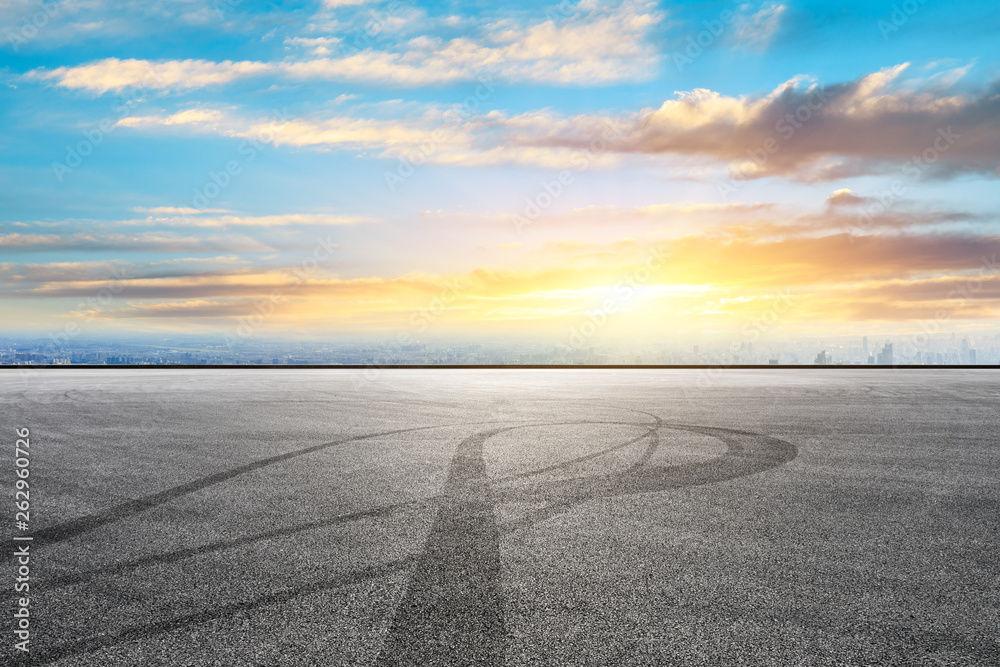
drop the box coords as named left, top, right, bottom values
left=2, top=369, right=998, bottom=665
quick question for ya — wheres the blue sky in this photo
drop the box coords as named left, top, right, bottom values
left=1, top=0, right=999, bottom=343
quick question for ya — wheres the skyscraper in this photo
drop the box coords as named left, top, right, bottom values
left=876, top=342, right=893, bottom=365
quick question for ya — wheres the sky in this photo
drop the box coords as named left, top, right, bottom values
left=1, top=0, right=999, bottom=347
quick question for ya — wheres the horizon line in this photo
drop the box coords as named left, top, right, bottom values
left=3, top=364, right=998, bottom=371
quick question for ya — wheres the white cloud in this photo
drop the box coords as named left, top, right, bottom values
left=0, top=231, right=272, bottom=253
left=115, top=103, right=627, bottom=169
left=28, top=58, right=273, bottom=94
left=29, top=0, right=664, bottom=92
left=734, top=3, right=786, bottom=50
left=322, top=0, right=377, bottom=6
left=136, top=213, right=371, bottom=228
left=284, top=36, right=342, bottom=56
left=132, top=206, right=232, bottom=215
left=108, top=61, right=997, bottom=179
left=118, top=108, right=226, bottom=128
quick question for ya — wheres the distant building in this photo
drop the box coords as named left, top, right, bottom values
left=970, top=349, right=977, bottom=365
left=862, top=336, right=869, bottom=361
left=814, top=350, right=828, bottom=365
left=876, top=342, right=893, bottom=365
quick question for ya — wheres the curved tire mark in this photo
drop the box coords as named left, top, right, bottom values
left=376, top=426, right=514, bottom=667
left=3, top=422, right=486, bottom=558
left=26, top=558, right=416, bottom=666
left=31, top=417, right=797, bottom=664
left=376, top=419, right=797, bottom=666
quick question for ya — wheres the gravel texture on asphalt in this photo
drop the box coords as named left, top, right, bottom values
left=2, top=369, right=998, bottom=666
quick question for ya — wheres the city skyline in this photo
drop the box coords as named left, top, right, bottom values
left=3, top=1, right=1000, bottom=343
left=1, top=330, right=994, bottom=366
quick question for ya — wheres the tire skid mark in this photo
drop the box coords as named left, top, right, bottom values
left=493, top=422, right=657, bottom=483
left=6, top=420, right=654, bottom=596
left=376, top=426, right=513, bottom=667
left=27, top=416, right=797, bottom=663
left=26, top=420, right=656, bottom=595
left=501, top=423, right=795, bottom=533
left=19, top=419, right=639, bottom=557
left=24, top=558, right=416, bottom=666
left=624, top=412, right=663, bottom=472
left=501, top=424, right=797, bottom=504
left=2, top=422, right=486, bottom=558
left=376, top=420, right=795, bottom=665
left=16, top=502, right=428, bottom=595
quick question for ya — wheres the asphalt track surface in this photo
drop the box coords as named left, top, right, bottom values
left=2, top=369, right=998, bottom=666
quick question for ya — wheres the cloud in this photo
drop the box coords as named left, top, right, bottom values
left=118, top=108, right=226, bottom=128
left=734, top=3, right=786, bottom=50
left=109, top=64, right=1000, bottom=178
left=285, top=1, right=665, bottom=87
left=0, top=0, right=294, bottom=48
left=115, top=102, right=632, bottom=169
left=283, top=36, right=342, bottom=56
left=548, top=195, right=991, bottom=239
left=0, top=231, right=271, bottom=253
left=103, top=300, right=264, bottom=319
left=8, top=214, right=999, bottom=328
left=28, top=1, right=664, bottom=91
left=134, top=213, right=370, bottom=228
left=5, top=210, right=368, bottom=241
left=825, top=188, right=866, bottom=208
left=27, top=58, right=273, bottom=94
left=530, top=65, right=1000, bottom=179
left=322, top=0, right=377, bottom=7
left=0, top=257, right=247, bottom=286
left=0, top=233, right=63, bottom=247
left=132, top=206, right=231, bottom=215
left=839, top=275, right=1000, bottom=303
